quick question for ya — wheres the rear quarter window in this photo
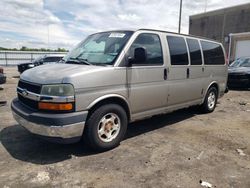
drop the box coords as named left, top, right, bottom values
left=201, top=41, right=225, bottom=65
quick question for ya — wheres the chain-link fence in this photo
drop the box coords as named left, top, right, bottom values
left=0, top=51, right=67, bottom=66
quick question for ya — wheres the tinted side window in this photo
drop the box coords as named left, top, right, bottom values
left=130, top=33, right=163, bottom=65
left=201, top=41, right=225, bottom=65
left=52, top=57, right=63, bottom=61
left=43, top=57, right=62, bottom=62
left=43, top=57, right=53, bottom=62
left=187, top=39, right=202, bottom=65
left=167, top=36, right=189, bottom=65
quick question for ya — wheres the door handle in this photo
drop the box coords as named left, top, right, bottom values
left=202, top=67, right=205, bottom=72
left=187, top=68, right=190, bottom=79
left=164, top=68, right=167, bottom=80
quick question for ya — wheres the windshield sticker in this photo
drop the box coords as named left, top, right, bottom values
left=109, top=33, right=126, bottom=38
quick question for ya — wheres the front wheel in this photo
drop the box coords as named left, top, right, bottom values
left=85, top=104, right=128, bottom=151
left=200, top=87, right=218, bottom=113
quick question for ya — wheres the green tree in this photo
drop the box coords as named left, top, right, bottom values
left=20, top=46, right=28, bottom=51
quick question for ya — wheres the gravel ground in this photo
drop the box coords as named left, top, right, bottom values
left=0, top=67, right=250, bottom=188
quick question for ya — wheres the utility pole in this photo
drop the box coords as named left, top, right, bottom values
left=178, top=0, right=183, bottom=33
left=204, top=0, right=208, bottom=12
left=47, top=24, right=50, bottom=49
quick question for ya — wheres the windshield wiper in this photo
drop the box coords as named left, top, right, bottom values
left=106, top=53, right=118, bottom=56
left=67, top=57, right=92, bottom=65
left=91, top=62, right=113, bottom=66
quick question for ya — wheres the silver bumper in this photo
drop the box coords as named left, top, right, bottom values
left=12, top=111, right=85, bottom=139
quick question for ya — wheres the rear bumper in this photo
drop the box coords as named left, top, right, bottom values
left=11, top=98, right=88, bottom=143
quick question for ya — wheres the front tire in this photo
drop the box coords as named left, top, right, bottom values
left=85, top=104, right=128, bottom=151
left=200, top=87, right=218, bottom=113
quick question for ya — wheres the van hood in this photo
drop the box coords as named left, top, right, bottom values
left=20, top=63, right=103, bottom=85
left=228, top=66, right=250, bottom=74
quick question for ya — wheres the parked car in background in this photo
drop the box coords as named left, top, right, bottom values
left=0, top=67, right=3, bottom=74
left=17, top=54, right=64, bottom=73
left=0, top=67, right=6, bottom=84
left=228, top=57, right=250, bottom=88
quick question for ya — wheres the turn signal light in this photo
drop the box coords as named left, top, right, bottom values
left=38, top=102, right=73, bottom=111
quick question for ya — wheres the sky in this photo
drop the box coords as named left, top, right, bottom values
left=0, top=0, right=250, bottom=50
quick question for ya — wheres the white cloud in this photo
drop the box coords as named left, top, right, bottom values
left=0, top=0, right=250, bottom=49
left=118, top=14, right=141, bottom=21
left=0, top=0, right=78, bottom=49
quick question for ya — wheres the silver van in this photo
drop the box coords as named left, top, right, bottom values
left=11, top=29, right=228, bottom=151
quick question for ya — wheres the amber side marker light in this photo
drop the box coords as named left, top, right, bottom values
left=38, top=102, right=73, bottom=111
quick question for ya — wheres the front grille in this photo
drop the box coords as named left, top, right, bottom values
left=18, top=93, right=38, bottom=109
left=17, top=80, right=41, bottom=109
left=18, top=80, right=41, bottom=94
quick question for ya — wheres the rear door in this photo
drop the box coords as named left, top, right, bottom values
left=166, top=35, right=191, bottom=106
left=186, top=38, right=205, bottom=100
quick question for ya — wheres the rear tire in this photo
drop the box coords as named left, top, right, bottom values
left=200, top=87, right=218, bottom=113
left=85, top=104, right=128, bottom=151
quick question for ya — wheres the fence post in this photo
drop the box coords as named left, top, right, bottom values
left=4, top=52, right=7, bottom=66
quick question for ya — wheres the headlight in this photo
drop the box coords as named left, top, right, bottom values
left=41, top=84, right=74, bottom=96
left=39, top=84, right=75, bottom=112
left=28, top=64, right=35, bottom=67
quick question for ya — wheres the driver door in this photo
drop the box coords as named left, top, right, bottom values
left=126, top=33, right=168, bottom=118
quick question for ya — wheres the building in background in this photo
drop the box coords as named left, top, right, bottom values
left=189, top=3, right=250, bottom=62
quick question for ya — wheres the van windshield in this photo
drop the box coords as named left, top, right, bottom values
left=64, top=31, right=133, bottom=66
left=230, top=58, right=250, bottom=67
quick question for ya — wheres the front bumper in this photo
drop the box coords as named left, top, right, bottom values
left=228, top=78, right=250, bottom=88
left=17, top=63, right=35, bottom=73
left=11, top=98, right=88, bottom=143
left=228, top=74, right=250, bottom=88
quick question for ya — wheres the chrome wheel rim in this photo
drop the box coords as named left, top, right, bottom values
left=97, top=113, right=121, bottom=143
left=208, top=92, right=216, bottom=109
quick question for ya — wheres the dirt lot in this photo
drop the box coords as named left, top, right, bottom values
left=0, top=67, right=250, bottom=188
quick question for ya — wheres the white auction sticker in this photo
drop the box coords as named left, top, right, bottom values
left=109, top=33, right=126, bottom=38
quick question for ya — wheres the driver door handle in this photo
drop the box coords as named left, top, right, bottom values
left=187, top=68, right=190, bottom=79
left=164, top=68, right=167, bottom=80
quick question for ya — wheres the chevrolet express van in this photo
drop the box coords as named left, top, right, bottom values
left=11, top=29, right=228, bottom=151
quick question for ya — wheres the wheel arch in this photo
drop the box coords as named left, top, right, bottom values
left=202, top=81, right=219, bottom=103
left=86, top=94, right=131, bottom=121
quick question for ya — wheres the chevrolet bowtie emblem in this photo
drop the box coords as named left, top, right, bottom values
left=21, top=89, right=28, bottom=96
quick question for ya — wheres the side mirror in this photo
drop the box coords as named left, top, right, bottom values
left=134, top=47, right=147, bottom=64
left=127, top=57, right=133, bottom=67
left=126, top=47, right=147, bottom=67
